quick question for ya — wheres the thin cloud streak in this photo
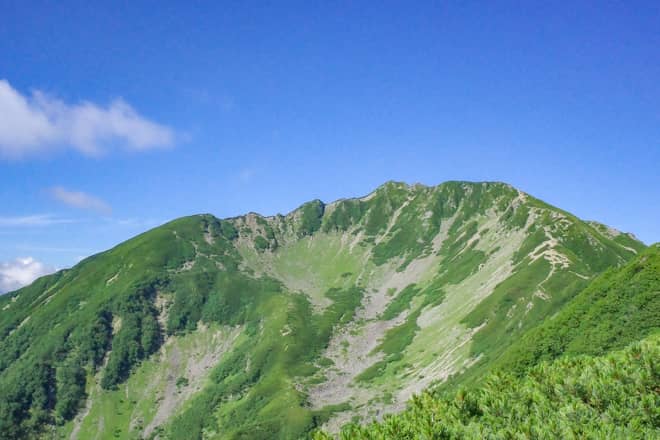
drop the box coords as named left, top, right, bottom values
left=0, top=214, right=77, bottom=227
left=111, top=217, right=162, bottom=228
left=50, top=186, right=112, bottom=214
left=14, top=244, right=91, bottom=254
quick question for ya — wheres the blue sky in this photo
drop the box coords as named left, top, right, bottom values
left=1, top=1, right=659, bottom=291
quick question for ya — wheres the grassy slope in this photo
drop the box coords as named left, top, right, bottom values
left=214, top=181, right=644, bottom=434
left=316, top=333, right=660, bottom=439
left=0, top=181, right=646, bottom=440
left=59, top=324, right=242, bottom=440
left=323, top=243, right=659, bottom=436
left=320, top=244, right=660, bottom=437
left=305, top=183, right=644, bottom=430
left=495, top=243, right=660, bottom=375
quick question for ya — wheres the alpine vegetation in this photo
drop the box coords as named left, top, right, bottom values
left=0, top=181, right=655, bottom=440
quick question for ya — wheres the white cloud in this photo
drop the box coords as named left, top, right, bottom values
left=0, top=79, right=174, bottom=158
left=0, top=214, right=76, bottom=227
left=50, top=186, right=111, bottom=214
left=0, top=257, right=55, bottom=293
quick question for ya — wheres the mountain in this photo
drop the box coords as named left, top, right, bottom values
left=495, top=242, right=660, bottom=374
left=0, top=181, right=647, bottom=439
left=317, top=244, right=660, bottom=438
left=316, top=333, right=660, bottom=439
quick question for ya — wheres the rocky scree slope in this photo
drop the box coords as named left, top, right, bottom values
left=0, top=181, right=645, bottom=439
left=316, top=244, right=660, bottom=439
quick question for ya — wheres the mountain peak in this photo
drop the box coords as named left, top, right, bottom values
left=0, top=181, right=648, bottom=439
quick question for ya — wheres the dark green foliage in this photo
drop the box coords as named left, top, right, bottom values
left=441, top=220, right=479, bottom=258
left=435, top=246, right=487, bottom=286
left=508, top=202, right=530, bottom=228
left=0, top=361, right=57, bottom=438
left=140, top=313, right=161, bottom=355
left=204, top=275, right=282, bottom=326
left=370, top=186, right=444, bottom=266
left=254, top=235, right=270, bottom=251
left=0, top=181, right=650, bottom=439
left=464, top=258, right=553, bottom=339
left=318, top=335, right=660, bottom=439
left=311, top=403, right=352, bottom=428
left=363, top=187, right=402, bottom=236
left=298, top=200, right=325, bottom=236
left=0, top=214, right=250, bottom=437
left=322, top=199, right=367, bottom=232
left=378, top=308, right=421, bottom=356
left=79, top=310, right=113, bottom=368
left=561, top=222, right=629, bottom=272
left=370, top=182, right=517, bottom=269
left=512, top=224, right=547, bottom=264
left=319, top=286, right=364, bottom=334
left=167, top=268, right=282, bottom=335
left=168, top=286, right=363, bottom=440
left=256, top=216, right=277, bottom=242
left=381, top=284, right=420, bottom=320
left=0, top=272, right=67, bottom=374
left=0, top=324, right=31, bottom=374
left=0, top=270, right=65, bottom=343
left=442, top=205, right=643, bottom=391
left=497, top=244, right=660, bottom=375
left=325, top=181, right=415, bottom=239
left=200, top=215, right=239, bottom=242
left=219, top=219, right=239, bottom=241
left=167, top=272, right=212, bottom=333
left=101, top=283, right=163, bottom=389
left=54, top=356, right=86, bottom=423
left=357, top=307, right=422, bottom=383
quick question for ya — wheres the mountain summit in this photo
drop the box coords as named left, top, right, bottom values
left=0, top=181, right=647, bottom=439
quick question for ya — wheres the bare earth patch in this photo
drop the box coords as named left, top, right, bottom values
left=307, top=213, right=461, bottom=428
left=142, top=325, right=242, bottom=438
left=313, top=203, right=533, bottom=432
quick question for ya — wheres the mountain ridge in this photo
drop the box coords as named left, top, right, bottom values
left=317, top=244, right=660, bottom=438
left=0, top=180, right=648, bottom=439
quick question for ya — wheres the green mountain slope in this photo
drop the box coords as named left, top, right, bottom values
left=0, top=181, right=645, bottom=439
left=316, top=333, right=660, bottom=439
left=496, top=242, right=660, bottom=375
left=323, top=242, right=660, bottom=438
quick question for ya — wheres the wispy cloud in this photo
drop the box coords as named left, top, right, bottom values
left=49, top=186, right=112, bottom=214
left=0, top=257, right=55, bottom=294
left=0, top=79, right=174, bottom=159
left=0, top=213, right=160, bottom=229
left=14, top=244, right=91, bottom=254
left=0, top=214, right=76, bottom=227
left=113, top=218, right=161, bottom=227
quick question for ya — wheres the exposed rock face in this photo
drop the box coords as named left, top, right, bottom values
left=0, top=181, right=645, bottom=439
